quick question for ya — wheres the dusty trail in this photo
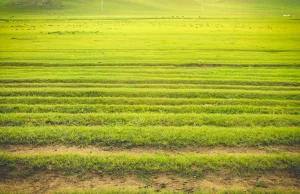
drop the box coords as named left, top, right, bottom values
left=1, top=172, right=299, bottom=194
left=1, top=145, right=299, bottom=156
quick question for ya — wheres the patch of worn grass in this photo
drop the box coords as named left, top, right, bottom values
left=53, top=189, right=300, bottom=194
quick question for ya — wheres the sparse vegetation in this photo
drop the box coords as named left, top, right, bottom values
left=256, top=181, right=268, bottom=188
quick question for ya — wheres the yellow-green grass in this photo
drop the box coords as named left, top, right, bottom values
left=2, top=66, right=300, bottom=78
left=1, top=88, right=299, bottom=100
left=1, top=153, right=299, bottom=178
left=0, top=126, right=299, bottom=147
left=1, top=0, right=300, bottom=17
left=1, top=65, right=299, bottom=146
left=1, top=1, right=300, bottom=192
left=1, top=97, right=299, bottom=107
left=1, top=104, right=299, bottom=114
left=1, top=66, right=299, bottom=86
left=0, top=18, right=299, bottom=65
left=1, top=113, right=299, bottom=127
left=1, top=0, right=299, bottom=65
left=1, top=83, right=300, bottom=91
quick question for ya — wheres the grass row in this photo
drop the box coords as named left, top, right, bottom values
left=1, top=97, right=299, bottom=107
left=1, top=78, right=299, bottom=86
left=1, top=104, right=299, bottom=115
left=2, top=72, right=299, bottom=81
left=1, top=113, right=299, bottom=127
left=0, top=126, right=299, bottom=147
left=4, top=68, right=299, bottom=75
left=1, top=153, right=299, bottom=178
left=2, top=62, right=300, bottom=66
left=1, top=65, right=299, bottom=75
left=2, top=64, right=299, bottom=71
left=1, top=67, right=299, bottom=81
left=1, top=83, right=299, bottom=91
left=0, top=88, right=299, bottom=100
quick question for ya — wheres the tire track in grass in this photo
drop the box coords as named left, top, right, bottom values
left=0, top=172, right=299, bottom=194
left=1, top=145, right=299, bottom=156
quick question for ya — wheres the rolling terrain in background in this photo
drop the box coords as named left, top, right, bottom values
left=0, top=0, right=300, bottom=16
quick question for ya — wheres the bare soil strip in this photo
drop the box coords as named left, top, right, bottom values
left=1, top=145, right=299, bottom=156
left=0, top=172, right=299, bottom=194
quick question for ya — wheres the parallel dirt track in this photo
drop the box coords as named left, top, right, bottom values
left=1, top=145, right=300, bottom=156
left=1, top=172, right=299, bottom=194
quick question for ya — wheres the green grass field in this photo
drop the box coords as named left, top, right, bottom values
left=1, top=18, right=300, bottom=65
left=0, top=0, right=300, bottom=193
left=1, top=0, right=300, bottom=65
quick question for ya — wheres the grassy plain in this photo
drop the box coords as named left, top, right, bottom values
left=0, top=0, right=300, bottom=65
left=1, top=0, right=300, bottom=193
left=1, top=18, right=300, bottom=65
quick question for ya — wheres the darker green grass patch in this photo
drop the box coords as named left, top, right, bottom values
left=0, top=153, right=299, bottom=178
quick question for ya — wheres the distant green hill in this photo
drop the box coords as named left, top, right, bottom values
left=1, top=0, right=300, bottom=17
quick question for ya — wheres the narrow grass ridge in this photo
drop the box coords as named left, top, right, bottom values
left=1, top=113, right=299, bottom=127
left=1, top=153, right=299, bottom=178
left=1, top=126, right=299, bottom=147
left=2, top=72, right=299, bottom=81
left=1, top=79, right=299, bottom=86
left=1, top=104, right=299, bottom=115
left=0, top=88, right=299, bottom=100
left=1, top=83, right=299, bottom=92
left=1, top=97, right=299, bottom=107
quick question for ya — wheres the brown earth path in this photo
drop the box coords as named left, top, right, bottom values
left=1, top=145, right=299, bottom=193
left=1, top=145, right=299, bottom=156
left=0, top=172, right=299, bottom=194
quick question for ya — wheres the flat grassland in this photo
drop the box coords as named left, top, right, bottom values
left=0, top=0, right=300, bottom=193
left=1, top=18, right=300, bottom=65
